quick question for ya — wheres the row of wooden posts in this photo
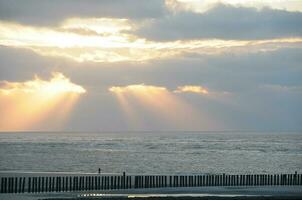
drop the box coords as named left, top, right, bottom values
left=0, top=172, right=301, bottom=193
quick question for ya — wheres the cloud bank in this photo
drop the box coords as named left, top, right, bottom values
left=0, top=1, right=301, bottom=131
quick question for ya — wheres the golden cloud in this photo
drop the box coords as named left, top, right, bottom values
left=109, top=84, right=167, bottom=94
left=0, top=72, right=86, bottom=95
left=174, top=85, right=209, bottom=94
left=0, top=19, right=301, bottom=62
left=0, top=72, right=86, bottom=131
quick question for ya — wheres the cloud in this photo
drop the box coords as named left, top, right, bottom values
left=136, top=4, right=302, bottom=41
left=0, top=72, right=86, bottom=131
left=0, top=72, right=86, bottom=95
left=174, top=85, right=209, bottom=94
left=109, top=84, right=167, bottom=94
left=166, top=0, right=302, bottom=13
left=260, top=84, right=302, bottom=93
left=0, top=40, right=301, bottom=131
left=0, top=0, right=166, bottom=26
left=0, top=20, right=301, bottom=63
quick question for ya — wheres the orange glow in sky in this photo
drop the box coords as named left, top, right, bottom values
left=109, top=84, right=216, bottom=130
left=0, top=72, right=86, bottom=131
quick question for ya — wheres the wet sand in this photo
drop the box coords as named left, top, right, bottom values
left=0, top=186, right=301, bottom=200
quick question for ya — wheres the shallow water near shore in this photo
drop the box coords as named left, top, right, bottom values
left=0, top=131, right=301, bottom=174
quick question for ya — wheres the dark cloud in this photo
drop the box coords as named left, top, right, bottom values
left=135, top=4, right=302, bottom=40
left=0, top=0, right=166, bottom=26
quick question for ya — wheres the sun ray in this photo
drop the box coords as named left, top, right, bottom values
left=109, top=84, right=217, bottom=130
left=0, top=72, right=86, bottom=131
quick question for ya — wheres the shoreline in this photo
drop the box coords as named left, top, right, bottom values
left=0, top=186, right=301, bottom=200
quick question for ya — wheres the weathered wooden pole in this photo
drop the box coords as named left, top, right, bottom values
left=45, top=177, right=48, bottom=192
left=130, top=175, right=133, bottom=189
left=21, top=177, right=25, bottom=193
left=0, top=177, right=2, bottom=193
left=162, top=176, right=167, bottom=187
left=49, top=177, right=52, bottom=192
left=8, top=177, right=11, bottom=193
left=32, top=177, right=35, bottom=193
left=5, top=177, right=8, bottom=193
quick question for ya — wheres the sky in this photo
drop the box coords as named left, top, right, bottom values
left=0, top=0, right=301, bottom=131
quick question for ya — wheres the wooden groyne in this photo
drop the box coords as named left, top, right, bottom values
left=0, top=172, right=301, bottom=193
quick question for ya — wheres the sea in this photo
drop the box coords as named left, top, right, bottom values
left=0, top=131, right=301, bottom=175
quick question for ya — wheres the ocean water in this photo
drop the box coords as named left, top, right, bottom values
left=0, top=131, right=301, bottom=175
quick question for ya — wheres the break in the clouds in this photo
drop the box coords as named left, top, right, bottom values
left=0, top=0, right=301, bottom=131
left=0, top=19, right=301, bottom=62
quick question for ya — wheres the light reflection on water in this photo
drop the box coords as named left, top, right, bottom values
left=77, top=193, right=262, bottom=198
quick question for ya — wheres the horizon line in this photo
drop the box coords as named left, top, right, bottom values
left=0, top=130, right=301, bottom=133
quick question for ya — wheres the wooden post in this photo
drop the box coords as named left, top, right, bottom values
left=49, top=177, right=52, bottom=192
left=21, top=177, right=25, bottom=193
left=45, top=177, right=48, bottom=192
left=112, top=176, right=115, bottom=190
left=12, top=177, right=14, bottom=193
left=142, top=176, right=144, bottom=188
left=136, top=176, right=139, bottom=188
left=14, top=177, right=17, bottom=193
left=123, top=172, right=126, bottom=189
left=129, top=175, right=132, bottom=189
left=9, top=177, right=12, bottom=193
left=35, top=177, right=38, bottom=193
left=0, top=177, right=2, bottom=193
left=8, top=177, right=11, bottom=193
left=3, top=177, right=6, bottom=193
left=10, top=177, right=15, bottom=193
left=37, top=177, right=41, bottom=193
left=31, top=177, right=34, bottom=193
left=7, top=177, right=10, bottom=193
left=50, top=177, right=54, bottom=192
left=117, top=176, right=120, bottom=189
left=4, top=177, right=8, bottom=193
left=0, top=177, right=3, bottom=193
left=80, top=176, right=83, bottom=191
left=179, top=176, right=182, bottom=187
left=41, top=177, right=44, bottom=192
left=97, top=176, right=100, bottom=190
left=83, top=176, right=85, bottom=191
left=146, top=175, right=148, bottom=188
left=149, top=176, right=152, bottom=188
left=48, top=177, right=52, bottom=192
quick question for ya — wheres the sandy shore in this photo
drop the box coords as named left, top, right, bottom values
left=0, top=186, right=301, bottom=200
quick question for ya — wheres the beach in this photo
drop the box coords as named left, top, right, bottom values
left=0, top=186, right=302, bottom=200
